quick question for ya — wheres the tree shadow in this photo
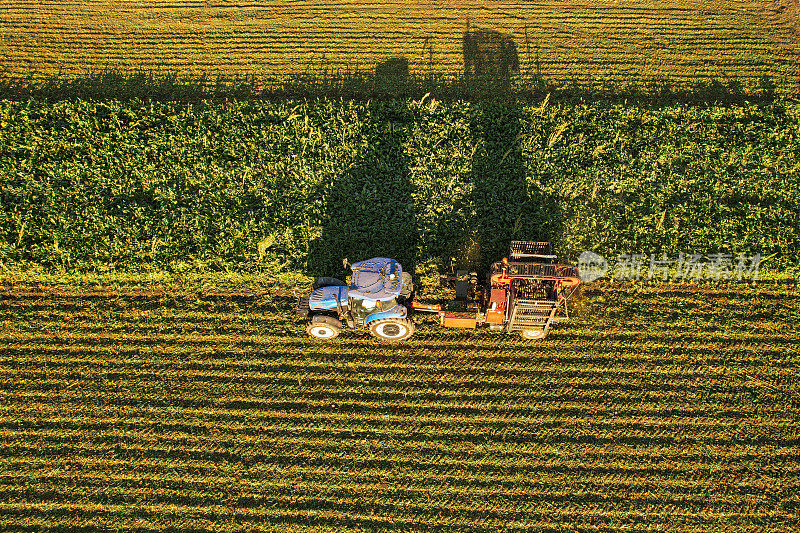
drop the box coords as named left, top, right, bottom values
left=308, top=101, right=417, bottom=280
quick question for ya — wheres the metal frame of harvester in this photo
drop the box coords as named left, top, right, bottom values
left=295, top=241, right=581, bottom=342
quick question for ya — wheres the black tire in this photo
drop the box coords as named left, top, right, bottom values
left=520, top=328, right=547, bottom=340
left=306, top=315, right=342, bottom=340
left=368, top=318, right=415, bottom=342
left=312, top=277, right=347, bottom=290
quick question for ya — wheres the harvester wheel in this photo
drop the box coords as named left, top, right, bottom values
left=520, top=329, right=547, bottom=340
left=369, top=318, right=415, bottom=342
left=306, top=315, right=341, bottom=340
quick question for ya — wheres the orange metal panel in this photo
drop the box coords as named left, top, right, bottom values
left=441, top=312, right=477, bottom=329
left=486, top=287, right=507, bottom=324
left=443, top=317, right=477, bottom=329
left=411, top=301, right=442, bottom=312
left=485, top=310, right=504, bottom=324
left=489, top=288, right=506, bottom=302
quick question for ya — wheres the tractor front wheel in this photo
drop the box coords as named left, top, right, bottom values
left=307, top=315, right=341, bottom=340
left=369, top=318, right=415, bottom=342
left=520, top=329, right=547, bottom=340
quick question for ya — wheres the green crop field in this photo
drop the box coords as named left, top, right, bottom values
left=2, top=2, right=800, bottom=528
left=0, top=280, right=798, bottom=530
left=1, top=0, right=799, bottom=94
left=1, top=98, right=799, bottom=276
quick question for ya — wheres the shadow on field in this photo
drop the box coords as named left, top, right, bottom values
left=463, top=27, right=520, bottom=95
left=438, top=28, right=561, bottom=273
left=308, top=101, right=417, bottom=280
left=465, top=97, right=562, bottom=274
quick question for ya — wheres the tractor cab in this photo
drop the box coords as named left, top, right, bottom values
left=347, top=257, right=404, bottom=323
left=298, top=257, right=415, bottom=342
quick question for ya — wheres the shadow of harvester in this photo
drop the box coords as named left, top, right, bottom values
left=463, top=28, right=520, bottom=95
left=458, top=29, right=560, bottom=273
left=466, top=103, right=561, bottom=274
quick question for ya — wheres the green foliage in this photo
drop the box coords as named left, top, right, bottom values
left=0, top=98, right=798, bottom=276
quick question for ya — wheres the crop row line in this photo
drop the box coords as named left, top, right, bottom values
left=4, top=376, right=793, bottom=403
left=1, top=483, right=780, bottom=515
left=3, top=354, right=795, bottom=378
left=6, top=467, right=794, bottom=496
left=5, top=353, right=791, bottom=373
left=3, top=446, right=798, bottom=483
left=4, top=395, right=788, bottom=420
left=6, top=455, right=797, bottom=485
left=1, top=502, right=784, bottom=531
left=4, top=412, right=795, bottom=438
left=2, top=423, right=795, bottom=448
left=6, top=451, right=797, bottom=478
left=5, top=374, right=791, bottom=398
left=1, top=335, right=791, bottom=358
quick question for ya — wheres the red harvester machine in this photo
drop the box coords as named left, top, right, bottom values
left=422, top=241, right=581, bottom=339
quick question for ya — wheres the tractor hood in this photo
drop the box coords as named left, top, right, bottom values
left=308, top=285, right=349, bottom=311
left=349, top=257, right=403, bottom=301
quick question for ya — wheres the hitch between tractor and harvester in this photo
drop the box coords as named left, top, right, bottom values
left=295, top=241, right=581, bottom=342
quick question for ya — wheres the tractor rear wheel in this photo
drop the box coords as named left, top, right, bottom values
left=307, top=315, right=341, bottom=340
left=520, top=328, right=547, bottom=340
left=369, top=318, right=415, bottom=342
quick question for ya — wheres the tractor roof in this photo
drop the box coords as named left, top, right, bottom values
left=349, top=257, right=403, bottom=301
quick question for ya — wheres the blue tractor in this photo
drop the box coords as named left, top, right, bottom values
left=295, top=257, right=416, bottom=342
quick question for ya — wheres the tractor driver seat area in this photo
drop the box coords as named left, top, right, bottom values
left=348, top=257, right=403, bottom=300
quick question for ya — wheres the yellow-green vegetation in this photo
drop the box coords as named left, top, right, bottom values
left=2, top=98, right=798, bottom=276
left=0, top=281, right=797, bottom=530
left=1, top=0, right=798, bottom=93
